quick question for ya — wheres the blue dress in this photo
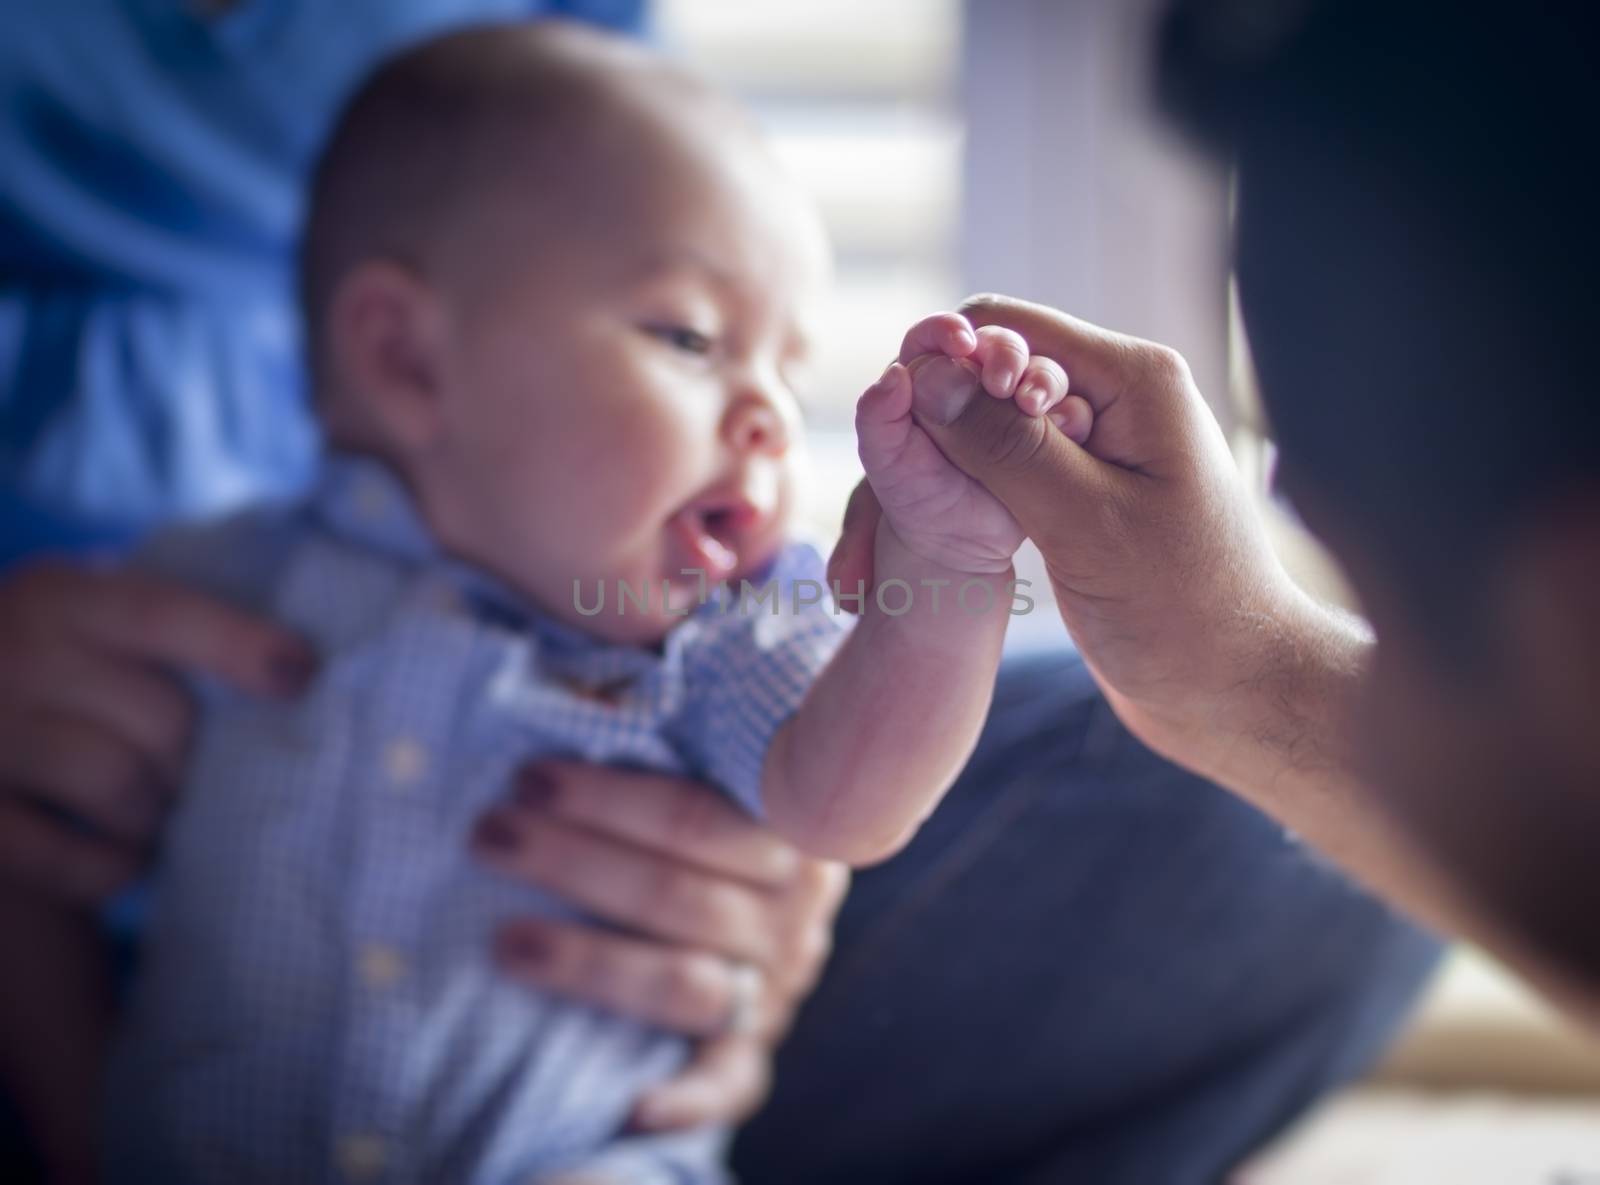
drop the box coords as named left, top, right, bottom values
left=0, top=0, right=646, bottom=565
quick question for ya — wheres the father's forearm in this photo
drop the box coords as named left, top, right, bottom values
left=1177, top=587, right=1600, bottom=1021
left=763, top=558, right=1011, bottom=867
left=1184, top=592, right=1448, bottom=906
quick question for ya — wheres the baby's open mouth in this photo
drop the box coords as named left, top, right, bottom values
left=667, top=494, right=769, bottom=586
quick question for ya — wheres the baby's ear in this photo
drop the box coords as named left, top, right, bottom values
left=327, top=260, right=448, bottom=451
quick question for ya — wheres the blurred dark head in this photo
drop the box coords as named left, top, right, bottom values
left=1157, top=0, right=1600, bottom=994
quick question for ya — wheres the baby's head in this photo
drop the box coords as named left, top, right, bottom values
left=301, top=22, right=829, bottom=643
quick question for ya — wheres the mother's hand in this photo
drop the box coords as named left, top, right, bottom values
left=0, top=560, right=317, bottom=901
left=470, top=761, right=849, bottom=1132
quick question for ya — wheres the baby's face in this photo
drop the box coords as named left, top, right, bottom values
left=418, top=116, right=829, bottom=644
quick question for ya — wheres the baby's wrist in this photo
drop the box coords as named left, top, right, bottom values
left=870, top=519, right=1014, bottom=608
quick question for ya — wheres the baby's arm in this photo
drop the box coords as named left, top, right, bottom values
left=0, top=886, right=113, bottom=1185
left=763, top=314, right=1090, bottom=865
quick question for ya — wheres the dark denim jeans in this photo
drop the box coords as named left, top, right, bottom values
left=732, top=648, right=1441, bottom=1185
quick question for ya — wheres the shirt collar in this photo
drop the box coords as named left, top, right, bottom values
left=306, top=451, right=722, bottom=659
left=308, top=452, right=582, bottom=646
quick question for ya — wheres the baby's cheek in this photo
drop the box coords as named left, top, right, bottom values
left=584, top=417, right=698, bottom=536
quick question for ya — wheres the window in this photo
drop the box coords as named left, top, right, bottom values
left=658, top=0, right=963, bottom=539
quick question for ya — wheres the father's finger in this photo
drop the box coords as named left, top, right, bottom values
left=912, top=363, right=1125, bottom=555
left=630, top=1036, right=772, bottom=1132
left=511, top=762, right=802, bottom=888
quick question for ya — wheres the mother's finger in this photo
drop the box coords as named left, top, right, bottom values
left=0, top=711, right=167, bottom=844
left=494, top=918, right=784, bottom=1040
left=512, top=762, right=802, bottom=889
left=0, top=634, right=193, bottom=783
left=770, top=856, right=849, bottom=998
left=472, top=808, right=779, bottom=966
left=0, top=798, right=143, bottom=902
left=62, top=566, right=317, bottom=699
left=629, top=1035, right=773, bottom=1133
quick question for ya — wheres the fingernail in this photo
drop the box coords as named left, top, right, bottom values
left=268, top=647, right=319, bottom=696
left=515, top=766, right=556, bottom=810
left=1015, top=378, right=1043, bottom=413
left=874, top=361, right=898, bottom=388
left=497, top=925, right=552, bottom=966
left=471, top=809, right=520, bottom=853
left=912, top=358, right=980, bottom=426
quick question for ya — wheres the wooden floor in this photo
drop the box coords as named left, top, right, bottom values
left=1236, top=1089, right=1600, bottom=1185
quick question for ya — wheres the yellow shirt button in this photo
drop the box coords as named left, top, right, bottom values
left=358, top=944, right=406, bottom=989
left=383, top=737, right=428, bottom=788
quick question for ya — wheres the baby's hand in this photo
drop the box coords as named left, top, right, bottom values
left=855, top=312, right=1093, bottom=574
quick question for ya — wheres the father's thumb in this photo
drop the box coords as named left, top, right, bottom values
left=911, top=359, right=1108, bottom=538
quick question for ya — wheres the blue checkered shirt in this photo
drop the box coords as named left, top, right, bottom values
left=103, top=456, right=849, bottom=1185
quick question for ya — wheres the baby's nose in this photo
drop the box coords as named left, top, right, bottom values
left=723, top=394, right=790, bottom=457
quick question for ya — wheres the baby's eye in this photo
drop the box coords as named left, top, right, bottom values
left=646, top=324, right=716, bottom=356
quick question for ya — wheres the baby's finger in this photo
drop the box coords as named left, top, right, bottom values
left=896, top=313, right=977, bottom=364
left=854, top=362, right=911, bottom=426
left=1048, top=394, right=1095, bottom=444
left=1014, top=356, right=1069, bottom=417
left=969, top=325, right=1031, bottom=397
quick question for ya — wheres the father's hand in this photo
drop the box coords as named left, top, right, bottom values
left=833, top=294, right=1318, bottom=779
left=0, top=561, right=318, bottom=901
left=471, top=761, right=849, bottom=1132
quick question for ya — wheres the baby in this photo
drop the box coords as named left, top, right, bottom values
left=82, top=22, right=1082, bottom=1185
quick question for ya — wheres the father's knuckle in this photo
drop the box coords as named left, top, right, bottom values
left=1142, top=343, right=1193, bottom=388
